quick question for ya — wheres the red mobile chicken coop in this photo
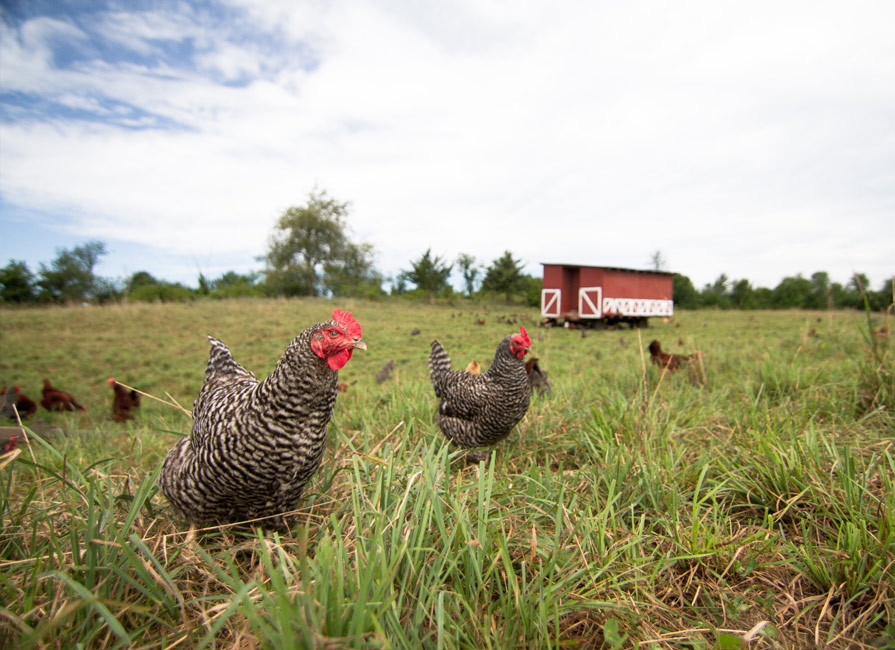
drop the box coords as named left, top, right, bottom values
left=540, top=263, right=674, bottom=328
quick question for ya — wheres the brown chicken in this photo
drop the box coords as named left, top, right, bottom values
left=40, top=379, right=87, bottom=412
left=2, top=432, right=18, bottom=454
left=525, top=357, right=552, bottom=396
left=648, top=340, right=699, bottom=371
left=1, top=385, right=38, bottom=419
left=376, top=360, right=395, bottom=384
left=109, top=378, right=141, bottom=422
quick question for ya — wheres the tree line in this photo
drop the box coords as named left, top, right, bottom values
left=672, top=271, right=893, bottom=312
left=1, top=189, right=891, bottom=310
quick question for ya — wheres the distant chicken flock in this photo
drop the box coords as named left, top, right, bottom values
left=2, top=309, right=702, bottom=526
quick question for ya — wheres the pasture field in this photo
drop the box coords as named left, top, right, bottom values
left=0, top=299, right=893, bottom=649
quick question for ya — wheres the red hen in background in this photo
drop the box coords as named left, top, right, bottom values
left=1, top=385, right=38, bottom=419
left=648, top=340, right=700, bottom=372
left=40, top=379, right=87, bottom=412
left=109, top=378, right=141, bottom=422
left=2, top=433, right=18, bottom=454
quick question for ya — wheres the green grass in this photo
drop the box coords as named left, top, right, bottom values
left=1, top=299, right=893, bottom=649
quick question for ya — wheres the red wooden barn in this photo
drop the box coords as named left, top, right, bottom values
left=540, top=263, right=674, bottom=327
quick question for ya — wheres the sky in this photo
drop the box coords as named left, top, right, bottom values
left=1, top=0, right=893, bottom=293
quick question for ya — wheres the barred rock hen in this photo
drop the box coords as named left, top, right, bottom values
left=40, top=379, right=86, bottom=412
left=109, top=378, right=141, bottom=422
left=160, top=310, right=365, bottom=525
left=648, top=340, right=699, bottom=371
left=429, top=327, right=531, bottom=455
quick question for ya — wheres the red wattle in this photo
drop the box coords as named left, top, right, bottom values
left=327, top=349, right=353, bottom=370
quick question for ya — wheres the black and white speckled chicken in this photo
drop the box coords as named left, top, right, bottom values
left=159, top=309, right=366, bottom=525
left=428, top=327, right=531, bottom=453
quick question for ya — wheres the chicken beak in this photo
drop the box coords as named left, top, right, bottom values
left=352, top=338, right=367, bottom=351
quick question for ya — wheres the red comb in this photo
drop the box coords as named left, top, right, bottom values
left=517, top=326, right=531, bottom=347
left=108, top=377, right=117, bottom=387
left=332, top=309, right=362, bottom=339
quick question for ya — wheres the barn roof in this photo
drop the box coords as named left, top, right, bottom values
left=540, top=263, right=674, bottom=276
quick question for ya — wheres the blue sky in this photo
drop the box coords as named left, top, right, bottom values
left=1, top=0, right=893, bottom=291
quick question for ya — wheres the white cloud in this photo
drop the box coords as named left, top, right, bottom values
left=1, top=0, right=893, bottom=290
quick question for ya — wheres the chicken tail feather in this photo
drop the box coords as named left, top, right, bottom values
left=205, top=336, right=254, bottom=382
left=429, top=340, right=452, bottom=386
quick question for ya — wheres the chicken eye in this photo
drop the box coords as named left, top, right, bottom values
left=329, top=330, right=339, bottom=337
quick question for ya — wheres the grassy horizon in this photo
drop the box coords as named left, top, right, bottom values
left=1, top=298, right=893, bottom=649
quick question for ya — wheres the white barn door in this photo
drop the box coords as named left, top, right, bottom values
left=578, top=287, right=602, bottom=319
left=541, top=289, right=561, bottom=318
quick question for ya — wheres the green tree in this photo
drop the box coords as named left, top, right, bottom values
left=456, top=253, right=481, bottom=296
left=701, top=274, right=730, bottom=308
left=0, top=260, right=36, bottom=303
left=210, top=271, right=263, bottom=299
left=773, top=274, right=813, bottom=308
left=520, top=274, right=542, bottom=308
left=37, top=240, right=108, bottom=303
left=752, top=287, right=775, bottom=308
left=197, top=273, right=210, bottom=296
left=263, top=189, right=377, bottom=297
left=323, top=241, right=385, bottom=299
left=730, top=278, right=755, bottom=309
left=672, top=273, right=700, bottom=309
left=807, top=271, right=831, bottom=310
left=402, top=249, right=452, bottom=303
left=876, top=277, right=895, bottom=311
left=846, top=272, right=872, bottom=309
left=481, top=250, right=526, bottom=302
left=127, top=271, right=159, bottom=292
left=129, top=281, right=194, bottom=303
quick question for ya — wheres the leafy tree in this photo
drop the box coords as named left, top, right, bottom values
left=520, top=274, right=542, bottom=308
left=878, top=277, right=894, bottom=306
left=773, top=274, right=813, bottom=308
left=209, top=271, right=264, bottom=299
left=37, top=240, right=108, bottom=303
left=752, top=287, right=775, bottom=309
left=263, top=189, right=378, bottom=297
left=323, top=241, right=385, bottom=299
left=402, top=249, right=452, bottom=303
left=672, top=273, right=699, bottom=309
left=730, top=279, right=755, bottom=309
left=0, top=260, right=36, bottom=303
left=456, top=253, right=481, bottom=296
left=830, top=282, right=849, bottom=309
left=127, top=271, right=159, bottom=291
left=481, top=250, right=526, bottom=302
left=390, top=272, right=409, bottom=296
left=849, top=272, right=870, bottom=294
left=197, top=273, right=210, bottom=296
left=807, top=271, right=831, bottom=310
left=701, top=274, right=731, bottom=308
left=129, top=282, right=194, bottom=303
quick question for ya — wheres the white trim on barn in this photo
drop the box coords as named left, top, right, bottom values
left=578, top=287, right=603, bottom=319
left=541, top=289, right=561, bottom=317
left=601, top=297, right=674, bottom=317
